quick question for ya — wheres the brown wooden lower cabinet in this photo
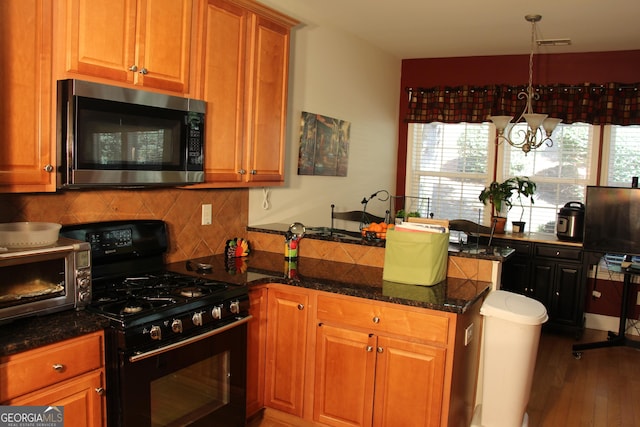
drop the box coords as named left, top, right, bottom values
left=314, top=324, right=446, bottom=427
left=247, top=287, right=268, bottom=416
left=6, top=370, right=105, bottom=427
left=0, top=331, right=106, bottom=427
left=263, top=286, right=310, bottom=417
left=248, top=284, right=483, bottom=427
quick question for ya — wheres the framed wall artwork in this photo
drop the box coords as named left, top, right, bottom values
left=297, top=111, right=350, bottom=176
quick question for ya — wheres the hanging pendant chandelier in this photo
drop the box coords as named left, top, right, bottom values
left=490, top=15, right=562, bottom=154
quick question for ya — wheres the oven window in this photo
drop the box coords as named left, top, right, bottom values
left=150, top=350, right=231, bottom=426
left=0, top=258, right=65, bottom=309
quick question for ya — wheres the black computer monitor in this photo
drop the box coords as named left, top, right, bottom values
left=583, top=186, right=640, bottom=257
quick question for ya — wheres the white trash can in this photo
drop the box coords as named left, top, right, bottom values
left=471, top=290, right=548, bottom=427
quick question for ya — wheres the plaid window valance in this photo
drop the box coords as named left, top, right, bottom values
left=405, top=83, right=640, bottom=126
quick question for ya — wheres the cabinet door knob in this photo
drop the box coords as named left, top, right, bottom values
left=250, top=169, right=257, bottom=175
left=52, top=363, right=65, bottom=372
left=297, top=304, right=304, bottom=310
left=43, top=164, right=53, bottom=173
left=377, top=347, right=384, bottom=353
left=372, top=317, right=380, bottom=324
left=556, top=251, right=561, bottom=256
left=238, top=169, right=246, bottom=175
left=139, top=67, right=148, bottom=75
left=366, top=346, right=373, bottom=352
left=128, top=65, right=138, bottom=72
left=95, top=387, right=105, bottom=396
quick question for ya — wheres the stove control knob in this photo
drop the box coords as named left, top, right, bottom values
left=171, top=319, right=183, bottom=333
left=192, top=311, right=204, bottom=326
left=211, top=305, right=223, bottom=320
left=150, top=325, right=162, bottom=341
left=230, top=300, right=240, bottom=314
left=78, top=290, right=91, bottom=302
left=78, top=277, right=90, bottom=290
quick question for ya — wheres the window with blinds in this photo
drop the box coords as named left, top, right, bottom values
left=406, top=123, right=492, bottom=222
left=500, top=122, right=597, bottom=233
left=605, top=125, right=640, bottom=187
left=406, top=122, right=598, bottom=232
left=406, top=122, right=640, bottom=245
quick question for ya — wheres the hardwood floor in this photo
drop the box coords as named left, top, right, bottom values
left=249, top=329, right=640, bottom=427
left=528, top=328, right=640, bottom=427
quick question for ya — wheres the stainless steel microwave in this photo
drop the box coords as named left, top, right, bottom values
left=56, top=79, right=206, bottom=188
left=0, top=238, right=91, bottom=324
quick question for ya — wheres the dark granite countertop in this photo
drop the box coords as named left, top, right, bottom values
left=0, top=310, right=111, bottom=357
left=169, top=250, right=492, bottom=315
left=249, top=223, right=515, bottom=262
left=1, top=250, right=491, bottom=357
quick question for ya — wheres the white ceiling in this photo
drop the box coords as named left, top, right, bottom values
left=262, top=0, right=640, bottom=59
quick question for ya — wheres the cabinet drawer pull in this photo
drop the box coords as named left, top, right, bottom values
left=366, top=346, right=373, bottom=352
left=297, top=304, right=304, bottom=310
left=95, top=387, right=105, bottom=396
left=377, top=347, right=384, bottom=353
left=372, top=316, right=380, bottom=324
left=556, top=251, right=561, bottom=256
left=52, top=363, right=65, bottom=372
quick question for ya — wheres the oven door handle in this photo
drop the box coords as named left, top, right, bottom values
left=128, top=315, right=253, bottom=363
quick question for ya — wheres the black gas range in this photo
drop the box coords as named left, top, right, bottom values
left=61, top=220, right=250, bottom=427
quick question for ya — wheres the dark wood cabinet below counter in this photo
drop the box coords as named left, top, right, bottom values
left=489, top=237, right=586, bottom=337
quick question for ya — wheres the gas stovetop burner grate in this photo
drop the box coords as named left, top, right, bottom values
left=99, top=297, right=179, bottom=317
left=90, top=271, right=233, bottom=319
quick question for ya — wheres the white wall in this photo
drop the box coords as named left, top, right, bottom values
left=248, top=0, right=401, bottom=231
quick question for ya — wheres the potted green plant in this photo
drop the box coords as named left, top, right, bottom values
left=509, top=176, right=536, bottom=232
left=478, top=180, right=514, bottom=233
left=395, top=209, right=420, bottom=222
left=478, top=177, right=536, bottom=233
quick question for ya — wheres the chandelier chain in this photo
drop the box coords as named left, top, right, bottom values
left=527, top=18, right=536, bottom=112
left=489, top=14, right=561, bottom=155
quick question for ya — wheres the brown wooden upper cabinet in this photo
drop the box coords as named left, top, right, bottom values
left=0, top=0, right=297, bottom=193
left=61, top=0, right=197, bottom=95
left=190, top=0, right=299, bottom=188
left=0, top=0, right=56, bottom=193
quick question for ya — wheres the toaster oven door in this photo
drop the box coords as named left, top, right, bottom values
left=0, top=251, right=76, bottom=323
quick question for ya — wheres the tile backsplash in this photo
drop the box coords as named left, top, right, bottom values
left=0, top=188, right=248, bottom=263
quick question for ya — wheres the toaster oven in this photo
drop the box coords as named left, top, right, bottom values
left=0, top=238, right=91, bottom=324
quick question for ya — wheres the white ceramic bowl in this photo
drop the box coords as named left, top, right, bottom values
left=0, top=222, right=62, bottom=248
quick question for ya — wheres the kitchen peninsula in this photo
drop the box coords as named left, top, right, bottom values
left=241, top=224, right=515, bottom=426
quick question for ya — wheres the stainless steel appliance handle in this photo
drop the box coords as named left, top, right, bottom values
left=129, top=315, right=252, bottom=363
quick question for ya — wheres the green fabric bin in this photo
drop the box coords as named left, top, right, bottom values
left=382, top=228, right=449, bottom=286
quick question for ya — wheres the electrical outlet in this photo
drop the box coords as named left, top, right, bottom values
left=201, top=204, right=212, bottom=225
left=592, top=290, right=602, bottom=298
left=464, top=323, right=474, bottom=346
